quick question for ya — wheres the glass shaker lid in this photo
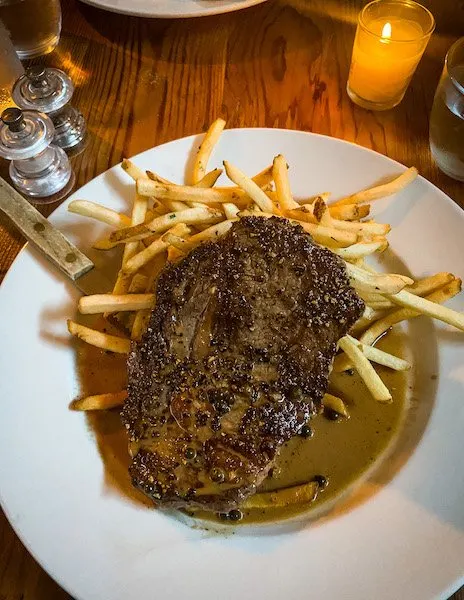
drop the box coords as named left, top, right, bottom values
left=12, top=66, right=74, bottom=114
left=0, top=108, right=54, bottom=160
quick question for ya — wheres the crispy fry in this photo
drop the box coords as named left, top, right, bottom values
left=346, top=263, right=413, bottom=294
left=92, top=236, right=119, bottom=251
left=189, top=220, right=235, bottom=245
left=192, top=118, right=226, bottom=184
left=251, top=165, right=273, bottom=188
left=332, top=240, right=388, bottom=260
left=272, top=154, right=299, bottom=210
left=338, top=336, right=392, bottom=402
left=286, top=205, right=318, bottom=224
left=360, top=279, right=462, bottom=346
left=334, top=335, right=410, bottom=372
left=385, top=284, right=464, bottom=332
left=243, top=481, right=319, bottom=509
left=123, top=223, right=190, bottom=275
left=223, top=161, right=275, bottom=213
left=110, top=207, right=221, bottom=244
left=331, top=219, right=391, bottom=235
left=333, top=167, right=418, bottom=206
left=162, top=232, right=195, bottom=253
left=71, top=391, right=127, bottom=411
left=79, top=294, right=155, bottom=314
left=137, top=178, right=246, bottom=205
left=323, top=393, right=349, bottom=418
left=406, top=272, right=455, bottom=297
left=67, top=320, right=131, bottom=353
left=195, top=168, right=223, bottom=188
left=128, top=274, right=149, bottom=293
left=296, top=192, right=331, bottom=205
left=68, top=200, right=131, bottom=228
left=121, top=158, right=146, bottom=181
left=223, top=203, right=240, bottom=220
left=329, top=204, right=371, bottom=221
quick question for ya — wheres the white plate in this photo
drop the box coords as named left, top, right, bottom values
left=77, top=0, right=268, bottom=19
left=1, top=129, right=464, bottom=600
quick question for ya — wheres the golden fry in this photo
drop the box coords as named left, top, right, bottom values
left=71, top=390, right=127, bottom=411
left=79, top=294, right=155, bottom=314
left=273, top=154, right=299, bottom=210
left=333, top=167, right=418, bottom=206
left=68, top=200, right=131, bottom=228
left=67, top=320, right=131, bottom=353
left=192, top=118, right=226, bottom=184
left=223, top=161, right=275, bottom=213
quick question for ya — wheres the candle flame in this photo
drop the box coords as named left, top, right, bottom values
left=381, top=22, right=392, bottom=40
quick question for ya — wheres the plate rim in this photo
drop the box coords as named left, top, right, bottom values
left=77, top=0, right=269, bottom=19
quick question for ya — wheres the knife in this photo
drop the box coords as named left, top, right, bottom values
left=0, top=176, right=113, bottom=295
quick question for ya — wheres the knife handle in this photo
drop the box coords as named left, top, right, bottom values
left=0, top=176, right=93, bottom=281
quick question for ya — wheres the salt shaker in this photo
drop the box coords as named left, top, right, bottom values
left=0, top=107, right=73, bottom=202
left=12, top=66, right=86, bottom=150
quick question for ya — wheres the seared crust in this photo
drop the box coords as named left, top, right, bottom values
left=122, top=217, right=364, bottom=512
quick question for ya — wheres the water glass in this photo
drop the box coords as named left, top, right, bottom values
left=429, top=37, right=464, bottom=181
left=0, top=20, right=24, bottom=112
left=0, top=0, right=61, bottom=59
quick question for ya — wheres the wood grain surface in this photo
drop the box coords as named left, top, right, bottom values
left=0, top=0, right=463, bottom=598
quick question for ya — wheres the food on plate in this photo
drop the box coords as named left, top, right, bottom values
left=122, top=216, right=364, bottom=512
left=67, top=118, right=463, bottom=523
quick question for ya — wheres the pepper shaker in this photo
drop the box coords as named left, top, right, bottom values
left=12, top=66, right=86, bottom=150
left=0, top=107, right=73, bottom=202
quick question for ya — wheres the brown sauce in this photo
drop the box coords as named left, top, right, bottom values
left=75, top=320, right=409, bottom=524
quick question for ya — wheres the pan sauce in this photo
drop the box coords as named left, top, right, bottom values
left=76, top=325, right=408, bottom=524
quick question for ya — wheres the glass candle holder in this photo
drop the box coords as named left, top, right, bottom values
left=347, top=0, right=435, bottom=111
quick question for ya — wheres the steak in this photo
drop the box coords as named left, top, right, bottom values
left=122, top=216, right=364, bottom=513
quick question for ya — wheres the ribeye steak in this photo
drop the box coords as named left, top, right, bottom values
left=122, top=216, right=364, bottom=513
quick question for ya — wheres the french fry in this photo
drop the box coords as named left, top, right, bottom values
left=360, top=279, right=462, bottom=346
left=195, top=168, right=223, bottom=188
left=192, top=118, right=226, bottom=184
left=92, top=236, right=119, bottom=251
left=162, top=232, right=195, bottom=253
left=128, top=274, right=149, bottom=293
left=251, top=165, right=273, bottom=188
left=332, top=240, right=388, bottom=260
left=67, top=320, right=131, bottom=353
left=188, top=220, right=235, bottom=245
left=296, top=192, right=331, bottom=205
left=385, top=284, right=464, bottom=332
left=121, top=158, right=146, bottom=181
left=71, top=391, right=127, bottom=411
left=110, top=207, right=221, bottom=244
left=223, top=161, right=275, bottom=213
left=223, top=203, right=240, bottom=220
left=332, top=167, right=418, bottom=206
left=137, top=178, right=246, bottom=205
left=286, top=205, right=318, bottom=224
left=323, top=393, right=349, bottom=418
left=329, top=204, right=371, bottom=221
left=406, top=272, right=455, bottom=297
left=345, top=263, right=413, bottom=294
left=68, top=200, right=131, bottom=228
left=334, top=335, right=410, bottom=372
left=338, top=336, right=392, bottom=402
left=331, top=219, right=391, bottom=235
left=123, top=223, right=190, bottom=275
left=79, top=294, right=155, bottom=314
left=272, top=154, right=299, bottom=210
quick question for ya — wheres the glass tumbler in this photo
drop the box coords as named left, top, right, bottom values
left=0, top=0, right=61, bottom=59
left=429, top=37, right=464, bottom=182
left=0, top=20, right=24, bottom=111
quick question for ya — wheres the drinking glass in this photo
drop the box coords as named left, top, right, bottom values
left=0, top=20, right=24, bottom=112
left=0, top=0, right=61, bottom=59
left=429, top=37, right=464, bottom=181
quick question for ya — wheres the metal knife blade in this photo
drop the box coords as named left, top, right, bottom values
left=0, top=175, right=113, bottom=295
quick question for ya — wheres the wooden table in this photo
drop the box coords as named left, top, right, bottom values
left=1, top=0, right=463, bottom=597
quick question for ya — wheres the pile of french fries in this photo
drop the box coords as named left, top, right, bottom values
left=67, top=118, right=463, bottom=414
